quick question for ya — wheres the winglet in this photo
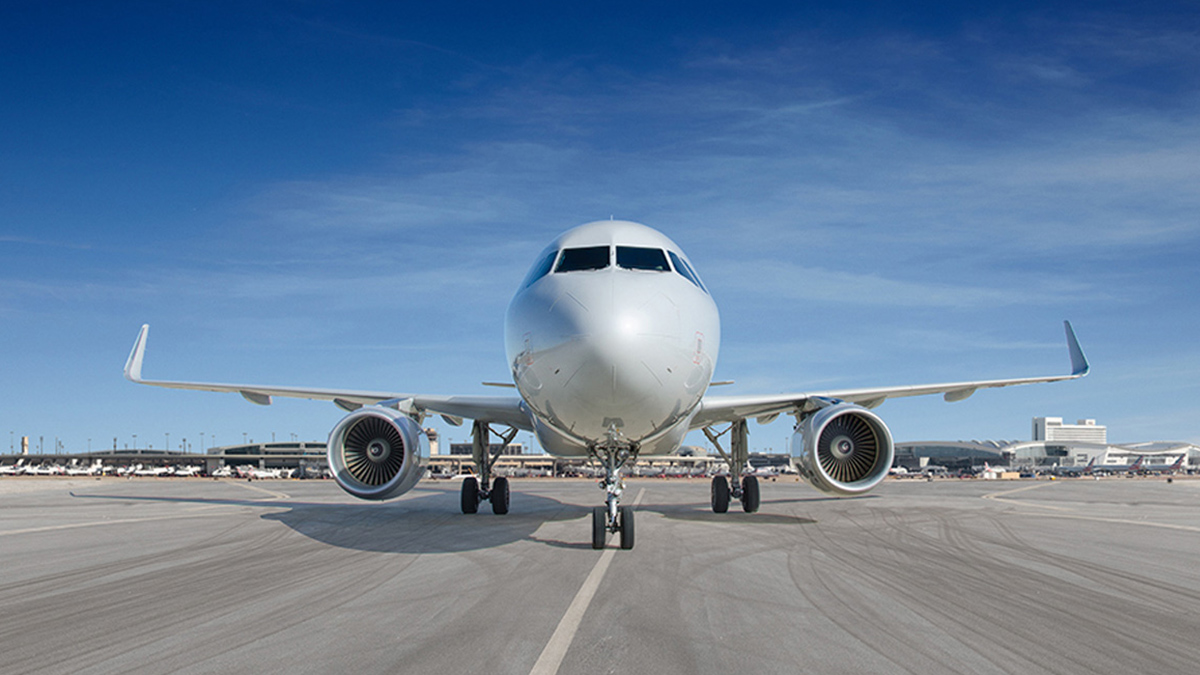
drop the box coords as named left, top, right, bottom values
left=124, top=324, right=149, bottom=382
left=1064, top=320, right=1089, bottom=377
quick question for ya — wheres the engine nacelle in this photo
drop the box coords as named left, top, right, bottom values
left=791, top=403, right=894, bottom=496
left=328, top=406, right=428, bottom=500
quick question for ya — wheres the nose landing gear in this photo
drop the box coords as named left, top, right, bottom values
left=590, top=441, right=637, bottom=550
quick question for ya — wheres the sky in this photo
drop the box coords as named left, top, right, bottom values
left=2, top=1, right=1198, bottom=456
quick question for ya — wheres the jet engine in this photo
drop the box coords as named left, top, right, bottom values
left=791, top=403, right=894, bottom=496
left=328, top=406, right=428, bottom=500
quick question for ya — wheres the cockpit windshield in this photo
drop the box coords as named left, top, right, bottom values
left=519, top=249, right=559, bottom=288
left=616, top=246, right=670, bottom=272
left=668, top=250, right=708, bottom=292
left=554, top=246, right=610, bottom=272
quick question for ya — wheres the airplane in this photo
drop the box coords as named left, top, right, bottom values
left=1149, top=454, right=1187, bottom=474
left=1052, top=455, right=1098, bottom=477
left=1094, top=455, right=1146, bottom=475
left=124, top=219, right=1090, bottom=550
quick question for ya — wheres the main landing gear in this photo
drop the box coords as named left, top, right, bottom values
left=702, top=419, right=760, bottom=514
left=590, top=439, right=637, bottom=550
left=460, top=420, right=517, bottom=515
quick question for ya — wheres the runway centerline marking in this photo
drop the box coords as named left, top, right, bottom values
left=529, top=487, right=646, bottom=675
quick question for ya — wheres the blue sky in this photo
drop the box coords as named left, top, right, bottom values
left=3, top=1, right=1198, bottom=455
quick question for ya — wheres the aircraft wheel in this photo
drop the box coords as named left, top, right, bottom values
left=711, top=476, right=730, bottom=513
left=491, top=476, right=510, bottom=515
left=592, top=506, right=607, bottom=550
left=461, top=476, right=479, bottom=514
left=619, top=505, right=635, bottom=550
left=741, top=475, right=760, bottom=513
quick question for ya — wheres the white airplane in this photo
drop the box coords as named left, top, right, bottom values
left=124, top=220, right=1090, bottom=550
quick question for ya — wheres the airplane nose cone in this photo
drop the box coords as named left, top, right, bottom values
left=514, top=279, right=693, bottom=441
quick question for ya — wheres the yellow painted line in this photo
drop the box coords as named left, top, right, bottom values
left=981, top=481, right=1073, bottom=511
left=223, top=479, right=291, bottom=500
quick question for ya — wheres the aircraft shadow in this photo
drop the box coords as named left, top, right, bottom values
left=72, top=489, right=592, bottom=554
left=642, top=502, right=818, bottom=526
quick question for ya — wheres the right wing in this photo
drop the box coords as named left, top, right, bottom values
left=123, top=325, right=532, bottom=430
left=692, top=321, right=1089, bottom=428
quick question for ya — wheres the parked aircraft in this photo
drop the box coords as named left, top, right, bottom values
left=1052, top=456, right=1098, bottom=477
left=1141, top=455, right=1185, bottom=475
left=125, top=220, right=1090, bottom=550
left=1095, top=455, right=1146, bottom=475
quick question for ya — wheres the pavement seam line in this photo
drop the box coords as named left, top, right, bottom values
left=529, top=487, right=645, bottom=675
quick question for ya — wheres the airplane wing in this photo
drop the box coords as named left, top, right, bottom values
left=691, top=321, right=1089, bottom=428
left=123, top=325, right=532, bottom=430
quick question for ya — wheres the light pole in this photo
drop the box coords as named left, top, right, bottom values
left=132, top=434, right=137, bottom=450
left=200, top=432, right=205, bottom=453
left=166, top=433, right=170, bottom=453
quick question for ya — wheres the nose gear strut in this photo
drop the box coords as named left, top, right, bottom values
left=589, top=426, right=637, bottom=550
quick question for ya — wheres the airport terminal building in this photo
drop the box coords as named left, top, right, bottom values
left=897, top=417, right=1199, bottom=472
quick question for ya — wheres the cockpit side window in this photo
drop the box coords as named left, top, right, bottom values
left=554, top=246, right=611, bottom=272
left=520, top=249, right=559, bottom=289
left=668, top=250, right=708, bottom=293
left=616, top=246, right=670, bottom=272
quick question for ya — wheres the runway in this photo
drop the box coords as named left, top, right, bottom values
left=4, top=476, right=1200, bottom=674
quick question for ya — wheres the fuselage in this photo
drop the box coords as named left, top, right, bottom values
left=504, top=221, right=720, bottom=456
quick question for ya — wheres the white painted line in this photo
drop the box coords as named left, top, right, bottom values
left=529, top=487, right=645, bottom=675
left=0, top=506, right=228, bottom=537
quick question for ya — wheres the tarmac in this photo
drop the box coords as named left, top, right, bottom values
left=3, top=476, right=1200, bottom=674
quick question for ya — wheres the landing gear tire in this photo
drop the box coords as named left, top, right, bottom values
left=491, top=476, right=510, bottom=515
left=741, top=475, right=760, bottom=513
left=592, top=506, right=607, bottom=550
left=619, top=505, right=635, bottom=550
left=461, top=477, right=479, bottom=514
left=711, top=476, right=730, bottom=513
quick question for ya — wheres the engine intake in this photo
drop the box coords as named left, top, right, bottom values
left=328, top=407, right=428, bottom=500
left=792, top=403, right=894, bottom=496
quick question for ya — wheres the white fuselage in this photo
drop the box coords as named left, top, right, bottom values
left=504, top=221, right=720, bottom=457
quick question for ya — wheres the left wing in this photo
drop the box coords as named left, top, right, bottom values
left=692, top=321, right=1089, bottom=428
left=123, top=324, right=532, bottom=430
